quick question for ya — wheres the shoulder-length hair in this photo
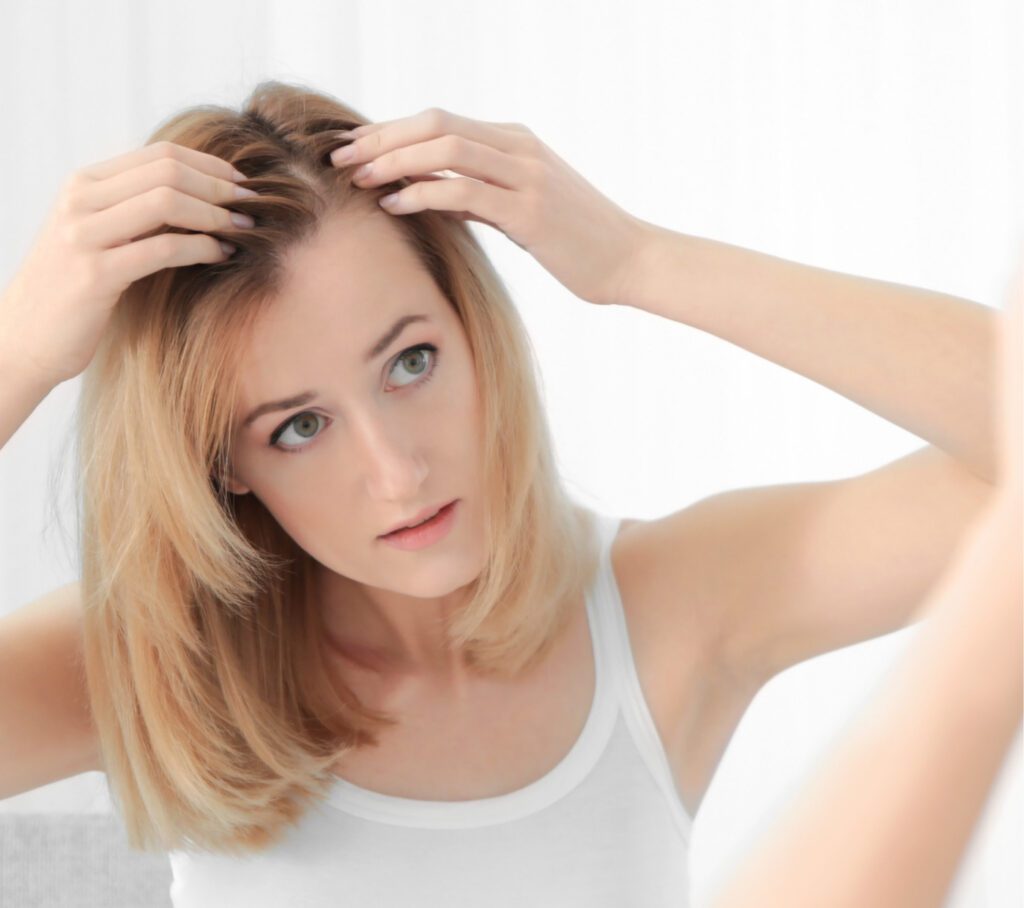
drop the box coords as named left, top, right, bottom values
left=75, top=80, right=600, bottom=855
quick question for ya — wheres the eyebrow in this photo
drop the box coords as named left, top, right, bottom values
left=240, top=313, right=431, bottom=430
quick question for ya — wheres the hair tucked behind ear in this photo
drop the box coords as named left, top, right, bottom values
left=74, top=79, right=600, bottom=856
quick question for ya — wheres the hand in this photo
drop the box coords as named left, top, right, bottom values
left=0, top=141, right=254, bottom=386
left=329, top=107, right=651, bottom=307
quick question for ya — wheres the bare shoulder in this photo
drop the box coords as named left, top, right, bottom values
left=609, top=502, right=739, bottom=675
left=607, top=506, right=769, bottom=814
left=604, top=503, right=751, bottom=727
left=609, top=486, right=810, bottom=684
left=0, top=580, right=103, bottom=800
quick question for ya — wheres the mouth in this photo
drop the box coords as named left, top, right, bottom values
left=377, top=499, right=460, bottom=550
left=378, top=499, right=458, bottom=538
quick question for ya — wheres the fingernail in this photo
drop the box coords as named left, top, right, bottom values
left=332, top=145, right=356, bottom=165
left=231, top=169, right=248, bottom=182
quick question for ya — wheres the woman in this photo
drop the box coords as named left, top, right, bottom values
left=0, top=79, right=1017, bottom=905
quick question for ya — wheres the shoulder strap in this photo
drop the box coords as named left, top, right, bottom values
left=594, top=511, right=623, bottom=559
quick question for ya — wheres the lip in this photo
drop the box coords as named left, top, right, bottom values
left=378, top=499, right=460, bottom=551
left=379, top=499, right=457, bottom=537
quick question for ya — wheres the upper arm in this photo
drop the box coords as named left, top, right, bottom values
left=650, top=444, right=998, bottom=686
left=0, top=580, right=103, bottom=800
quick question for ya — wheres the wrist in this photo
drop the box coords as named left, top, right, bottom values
left=612, top=219, right=681, bottom=313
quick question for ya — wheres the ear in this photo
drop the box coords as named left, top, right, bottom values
left=211, top=467, right=252, bottom=496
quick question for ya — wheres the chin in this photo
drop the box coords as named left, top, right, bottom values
left=388, top=553, right=484, bottom=600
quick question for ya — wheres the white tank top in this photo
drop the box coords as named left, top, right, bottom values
left=168, top=511, right=694, bottom=906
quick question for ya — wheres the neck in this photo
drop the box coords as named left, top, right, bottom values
left=314, top=565, right=475, bottom=686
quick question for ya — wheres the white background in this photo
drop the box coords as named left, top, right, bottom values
left=1, top=1, right=1020, bottom=905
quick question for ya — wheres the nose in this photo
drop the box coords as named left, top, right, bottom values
left=350, top=408, right=428, bottom=500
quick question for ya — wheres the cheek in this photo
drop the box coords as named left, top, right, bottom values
left=442, top=369, right=481, bottom=446
left=447, top=346, right=481, bottom=417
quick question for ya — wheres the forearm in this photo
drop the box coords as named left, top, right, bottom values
left=0, top=346, right=58, bottom=452
left=712, top=502, right=1022, bottom=908
left=627, top=224, right=999, bottom=483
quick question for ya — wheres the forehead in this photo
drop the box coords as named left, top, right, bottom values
left=237, top=212, right=448, bottom=387
left=276, top=209, right=433, bottom=326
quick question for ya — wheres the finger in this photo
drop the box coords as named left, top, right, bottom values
left=338, top=107, right=534, bottom=167
left=102, top=232, right=232, bottom=288
left=71, top=155, right=250, bottom=217
left=449, top=210, right=504, bottom=232
left=378, top=176, right=512, bottom=227
left=78, top=140, right=245, bottom=185
left=80, top=185, right=250, bottom=250
left=353, top=116, right=529, bottom=141
left=402, top=172, right=453, bottom=183
left=357, top=135, right=532, bottom=192
left=395, top=182, right=511, bottom=234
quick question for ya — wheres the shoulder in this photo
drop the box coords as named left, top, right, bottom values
left=606, top=504, right=738, bottom=684
left=613, top=503, right=732, bottom=636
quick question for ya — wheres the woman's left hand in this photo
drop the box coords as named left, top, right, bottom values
left=329, top=107, right=651, bottom=308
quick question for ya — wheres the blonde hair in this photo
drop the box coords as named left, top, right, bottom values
left=75, top=80, right=600, bottom=855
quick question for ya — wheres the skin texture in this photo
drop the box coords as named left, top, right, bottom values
left=221, top=107, right=1019, bottom=902
left=221, top=208, right=488, bottom=688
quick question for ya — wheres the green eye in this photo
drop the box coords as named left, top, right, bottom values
left=389, top=344, right=435, bottom=386
left=269, top=412, right=324, bottom=451
left=268, top=343, right=440, bottom=454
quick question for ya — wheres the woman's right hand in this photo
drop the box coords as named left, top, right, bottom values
left=0, top=141, right=257, bottom=387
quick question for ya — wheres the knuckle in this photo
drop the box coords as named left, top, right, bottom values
left=521, top=131, right=544, bottom=155
left=150, top=184, right=178, bottom=213
left=152, top=233, right=178, bottom=262
left=152, top=156, right=184, bottom=186
left=56, top=181, right=81, bottom=216
left=151, top=140, right=179, bottom=159
left=63, top=170, right=87, bottom=193
left=442, top=134, right=464, bottom=157
left=451, top=179, right=474, bottom=205
left=423, top=107, right=448, bottom=132
left=62, top=219, right=86, bottom=247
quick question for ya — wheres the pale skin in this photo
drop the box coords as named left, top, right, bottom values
left=9, top=108, right=1010, bottom=902
left=220, top=208, right=491, bottom=699
left=322, top=107, right=1021, bottom=905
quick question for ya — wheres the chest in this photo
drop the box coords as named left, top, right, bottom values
left=328, top=522, right=760, bottom=818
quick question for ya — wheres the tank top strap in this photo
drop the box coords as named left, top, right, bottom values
left=584, top=511, right=627, bottom=692
left=593, top=510, right=624, bottom=556
left=586, top=509, right=696, bottom=842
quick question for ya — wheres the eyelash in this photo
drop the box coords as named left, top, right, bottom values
left=267, top=343, right=440, bottom=454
